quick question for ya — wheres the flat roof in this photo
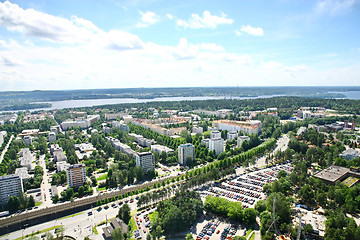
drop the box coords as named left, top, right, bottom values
left=314, top=165, right=350, bottom=183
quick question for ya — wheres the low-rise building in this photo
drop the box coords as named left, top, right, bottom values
left=178, top=143, right=195, bottom=165
left=53, top=150, right=67, bottom=162
left=136, top=152, right=155, bottom=172
left=192, top=126, right=203, bottom=135
left=237, top=136, right=250, bottom=148
left=57, top=161, right=70, bottom=172
left=151, top=145, right=174, bottom=154
left=19, top=148, right=33, bottom=170
left=112, top=121, right=129, bottom=132
left=0, top=174, right=23, bottom=205
left=15, top=167, right=30, bottom=181
left=66, top=164, right=87, bottom=188
left=340, top=149, right=360, bottom=160
left=227, top=131, right=237, bottom=140
left=23, top=136, right=32, bottom=146
left=60, top=115, right=100, bottom=130
left=49, top=132, right=56, bottom=143
left=201, top=139, right=210, bottom=148
left=209, top=138, right=224, bottom=156
left=314, top=165, right=351, bottom=184
left=50, top=125, right=61, bottom=134
left=213, top=120, right=262, bottom=135
left=75, top=143, right=96, bottom=153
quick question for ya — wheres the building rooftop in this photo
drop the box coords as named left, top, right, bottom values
left=314, top=165, right=350, bottom=183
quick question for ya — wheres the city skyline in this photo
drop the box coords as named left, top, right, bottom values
left=0, top=0, right=359, bottom=91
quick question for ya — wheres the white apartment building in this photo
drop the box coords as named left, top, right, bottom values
left=178, top=143, right=195, bottom=165
left=61, top=115, right=100, bottom=130
left=210, top=131, right=221, bottom=139
left=0, top=174, right=23, bottom=205
left=151, top=145, right=174, bottom=154
left=19, top=148, right=33, bottom=170
left=192, top=126, right=204, bottom=135
left=50, top=125, right=61, bottom=134
left=136, top=152, right=155, bottom=172
left=15, top=167, right=30, bottom=181
left=201, top=139, right=210, bottom=148
left=213, top=120, right=262, bottom=135
left=57, top=161, right=70, bottom=172
left=227, top=131, right=238, bottom=140
left=209, top=138, right=224, bottom=156
left=237, top=136, right=250, bottom=148
left=112, top=121, right=129, bottom=132
left=67, top=164, right=87, bottom=188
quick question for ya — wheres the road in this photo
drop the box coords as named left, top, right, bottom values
left=253, top=134, right=290, bottom=168
left=39, top=154, right=53, bottom=208
left=0, top=135, right=13, bottom=164
left=0, top=195, right=140, bottom=240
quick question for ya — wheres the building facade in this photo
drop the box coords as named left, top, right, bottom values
left=136, top=152, right=155, bottom=172
left=66, top=164, right=87, bottom=188
left=178, top=143, right=195, bottom=165
left=0, top=174, right=23, bottom=205
left=237, top=136, right=250, bottom=148
left=209, top=138, right=224, bottom=156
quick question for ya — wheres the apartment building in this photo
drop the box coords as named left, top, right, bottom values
left=66, top=164, right=87, bottom=188
left=178, top=143, right=195, bottom=165
left=0, top=174, right=23, bottom=205
left=136, top=152, right=155, bottom=172
left=213, top=120, right=262, bottom=135
left=210, top=131, right=221, bottom=139
left=237, top=136, right=250, bottom=148
left=209, top=138, right=224, bottom=156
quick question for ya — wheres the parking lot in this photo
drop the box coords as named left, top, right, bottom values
left=133, top=205, right=157, bottom=239
left=199, top=163, right=294, bottom=208
left=192, top=218, right=247, bottom=240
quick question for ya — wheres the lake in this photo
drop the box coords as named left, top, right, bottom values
left=32, top=95, right=281, bottom=111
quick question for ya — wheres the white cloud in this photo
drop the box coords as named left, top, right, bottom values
left=0, top=1, right=144, bottom=50
left=176, top=11, right=233, bottom=29
left=136, top=11, right=160, bottom=28
left=199, top=43, right=224, bottom=52
left=0, top=56, right=23, bottom=66
left=239, top=25, right=264, bottom=36
left=166, top=14, right=173, bottom=20
left=235, top=30, right=242, bottom=36
left=262, top=61, right=307, bottom=73
left=314, top=0, right=356, bottom=16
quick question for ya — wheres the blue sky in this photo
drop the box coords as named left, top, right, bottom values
left=0, top=0, right=359, bottom=91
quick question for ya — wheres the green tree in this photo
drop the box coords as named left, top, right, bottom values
left=28, top=195, right=35, bottom=207
left=185, top=233, right=194, bottom=240
left=118, top=203, right=131, bottom=224
left=7, top=196, right=20, bottom=212
left=111, top=228, right=124, bottom=240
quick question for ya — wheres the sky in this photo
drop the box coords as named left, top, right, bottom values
left=0, top=0, right=359, bottom=91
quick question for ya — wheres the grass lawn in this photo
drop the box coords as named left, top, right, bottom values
left=57, top=212, right=84, bottom=220
left=97, top=186, right=106, bottom=191
left=35, top=201, right=42, bottom=206
left=128, top=210, right=137, bottom=239
left=15, top=225, right=61, bottom=240
left=96, top=173, right=108, bottom=181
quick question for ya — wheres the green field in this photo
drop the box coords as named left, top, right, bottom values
left=96, top=173, right=108, bottom=181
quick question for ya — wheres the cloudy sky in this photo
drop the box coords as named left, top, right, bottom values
left=0, top=0, right=359, bottom=91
